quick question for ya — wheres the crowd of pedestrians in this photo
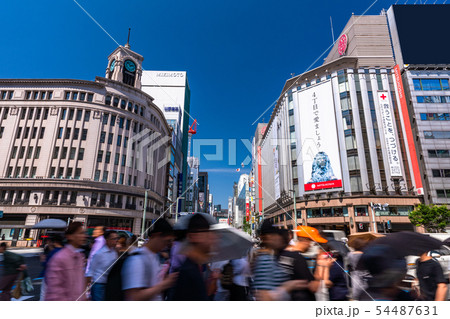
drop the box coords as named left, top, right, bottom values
left=1, top=215, right=449, bottom=301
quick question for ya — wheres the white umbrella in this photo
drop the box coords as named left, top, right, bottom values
left=32, top=219, right=67, bottom=229
left=209, top=224, right=253, bottom=262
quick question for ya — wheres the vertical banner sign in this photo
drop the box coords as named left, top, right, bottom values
left=298, top=81, right=343, bottom=192
left=377, top=91, right=402, bottom=177
left=257, top=146, right=263, bottom=212
left=393, top=65, right=423, bottom=194
left=272, top=124, right=281, bottom=199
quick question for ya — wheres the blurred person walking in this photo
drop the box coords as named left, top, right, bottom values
left=121, top=219, right=178, bottom=301
left=171, top=214, right=216, bottom=301
left=0, top=242, right=27, bottom=301
left=229, top=256, right=251, bottom=301
left=416, top=251, right=448, bottom=301
left=347, top=237, right=370, bottom=300
left=86, top=230, right=119, bottom=301
left=211, top=260, right=230, bottom=301
left=251, top=221, right=312, bottom=301
left=45, top=222, right=88, bottom=301
left=39, top=234, right=64, bottom=301
left=86, top=226, right=106, bottom=273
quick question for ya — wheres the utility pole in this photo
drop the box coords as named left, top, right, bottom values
left=289, top=189, right=298, bottom=240
left=141, top=190, right=148, bottom=237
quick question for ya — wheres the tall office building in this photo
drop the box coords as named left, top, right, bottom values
left=387, top=4, right=450, bottom=207
left=0, top=43, right=171, bottom=244
left=255, top=10, right=422, bottom=234
left=141, top=71, right=191, bottom=211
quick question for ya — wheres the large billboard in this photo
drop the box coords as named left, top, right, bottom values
left=298, top=80, right=342, bottom=192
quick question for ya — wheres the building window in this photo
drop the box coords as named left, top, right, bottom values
left=31, top=167, right=37, bottom=178
left=119, top=173, right=124, bottom=184
left=65, top=128, right=71, bottom=139
left=100, top=131, right=106, bottom=143
left=66, top=168, right=73, bottom=179
left=61, top=109, right=67, bottom=120
left=43, top=108, right=49, bottom=120
left=0, top=127, right=4, bottom=138
left=432, top=169, right=450, bottom=178
left=102, top=113, right=109, bottom=125
left=117, top=135, right=122, bottom=147
left=112, top=172, right=117, bottom=183
left=75, top=168, right=81, bottom=179
left=28, top=108, right=34, bottom=120
left=84, top=110, right=90, bottom=122
left=61, top=147, right=68, bottom=159
left=94, top=170, right=101, bottom=181
left=121, top=100, right=126, bottom=109
left=87, top=93, right=94, bottom=102
left=97, top=150, right=103, bottom=162
left=119, top=117, right=124, bottom=129
left=72, top=92, right=78, bottom=100
left=31, top=127, right=38, bottom=139
left=48, top=91, right=53, bottom=100
left=26, top=147, right=33, bottom=159
left=81, top=129, right=88, bottom=141
left=35, top=147, right=41, bottom=159
left=122, top=155, right=126, bottom=166
left=414, top=78, right=450, bottom=91
left=417, top=96, right=450, bottom=103
left=78, top=148, right=85, bottom=160
left=428, top=150, right=450, bottom=158
left=124, top=136, right=128, bottom=148
left=436, top=189, right=450, bottom=198
left=113, top=97, right=119, bottom=107
left=76, top=109, right=82, bottom=121
left=110, top=115, right=116, bottom=126
left=11, top=146, right=17, bottom=159
left=420, top=113, right=450, bottom=121
left=114, top=153, right=120, bottom=165
left=73, top=128, right=79, bottom=140
left=36, top=108, right=41, bottom=120
left=108, top=133, right=113, bottom=145
left=18, top=146, right=25, bottom=159
left=23, top=127, right=30, bottom=139
left=57, top=127, right=63, bottom=139
left=128, top=102, right=133, bottom=111
left=53, top=147, right=59, bottom=159
left=105, top=95, right=112, bottom=105
left=69, top=147, right=76, bottom=160
left=424, top=131, right=450, bottom=139
left=65, top=91, right=71, bottom=100
left=68, top=108, right=74, bottom=120
left=20, top=108, right=26, bottom=119
left=105, top=151, right=111, bottom=163
left=39, top=127, right=45, bottom=139
left=102, top=171, right=108, bottom=182
left=126, top=119, right=131, bottom=130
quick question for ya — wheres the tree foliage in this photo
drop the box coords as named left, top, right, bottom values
left=409, top=203, right=450, bottom=233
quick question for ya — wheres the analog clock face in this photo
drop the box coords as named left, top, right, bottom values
left=124, top=60, right=136, bottom=72
left=110, top=60, right=116, bottom=72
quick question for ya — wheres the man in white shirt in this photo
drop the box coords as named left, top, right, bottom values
left=122, top=219, right=178, bottom=301
left=86, top=230, right=119, bottom=301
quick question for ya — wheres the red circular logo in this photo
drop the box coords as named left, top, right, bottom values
left=338, top=34, right=348, bottom=56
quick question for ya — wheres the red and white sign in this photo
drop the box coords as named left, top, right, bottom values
left=338, top=34, right=348, bottom=56
left=218, top=218, right=228, bottom=224
left=304, top=180, right=343, bottom=191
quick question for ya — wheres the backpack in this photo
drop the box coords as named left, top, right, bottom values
left=104, top=251, right=139, bottom=301
left=221, top=261, right=234, bottom=290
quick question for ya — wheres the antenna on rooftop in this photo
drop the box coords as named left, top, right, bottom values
left=125, top=28, right=131, bottom=49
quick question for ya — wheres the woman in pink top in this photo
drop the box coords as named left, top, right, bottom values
left=45, top=222, right=88, bottom=301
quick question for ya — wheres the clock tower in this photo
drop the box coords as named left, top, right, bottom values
left=105, top=37, right=143, bottom=89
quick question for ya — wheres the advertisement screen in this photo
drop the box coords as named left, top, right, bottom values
left=297, top=80, right=342, bottom=192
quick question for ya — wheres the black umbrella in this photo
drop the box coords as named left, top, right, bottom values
left=443, top=237, right=450, bottom=246
left=366, top=231, right=443, bottom=257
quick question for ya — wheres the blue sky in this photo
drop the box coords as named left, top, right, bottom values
left=1, top=0, right=398, bottom=207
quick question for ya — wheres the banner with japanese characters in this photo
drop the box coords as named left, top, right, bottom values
left=377, top=91, right=402, bottom=177
left=297, top=80, right=343, bottom=192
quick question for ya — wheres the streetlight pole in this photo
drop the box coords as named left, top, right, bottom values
left=289, top=189, right=298, bottom=240
left=141, top=190, right=148, bottom=237
left=175, top=196, right=185, bottom=223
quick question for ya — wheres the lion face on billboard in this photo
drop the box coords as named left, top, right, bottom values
left=308, top=151, right=337, bottom=183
